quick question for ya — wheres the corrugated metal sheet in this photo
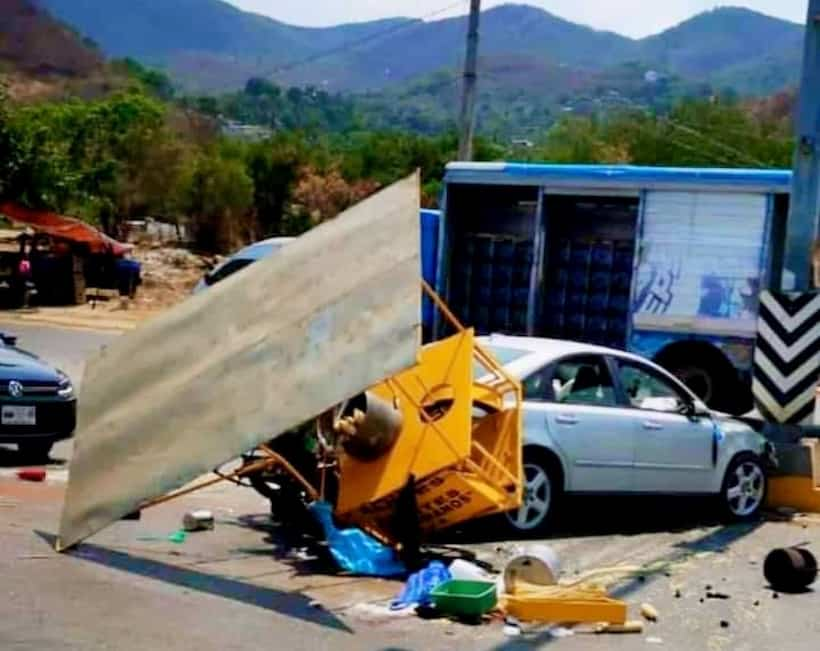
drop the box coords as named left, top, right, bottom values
left=57, top=174, right=421, bottom=550
left=445, top=163, right=792, bottom=193
left=634, top=191, right=767, bottom=334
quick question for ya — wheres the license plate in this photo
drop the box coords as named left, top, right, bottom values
left=2, top=405, right=36, bottom=426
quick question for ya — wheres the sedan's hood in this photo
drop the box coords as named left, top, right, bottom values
left=714, top=413, right=763, bottom=437
left=0, top=346, right=61, bottom=382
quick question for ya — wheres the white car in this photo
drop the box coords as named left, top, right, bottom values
left=478, top=335, right=776, bottom=533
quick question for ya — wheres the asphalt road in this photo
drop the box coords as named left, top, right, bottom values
left=0, top=321, right=118, bottom=387
left=1, top=323, right=819, bottom=650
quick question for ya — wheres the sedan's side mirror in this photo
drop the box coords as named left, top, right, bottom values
left=693, top=400, right=711, bottom=417
left=1, top=333, right=17, bottom=346
left=680, top=399, right=709, bottom=420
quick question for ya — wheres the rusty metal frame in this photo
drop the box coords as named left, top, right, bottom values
left=139, top=445, right=319, bottom=511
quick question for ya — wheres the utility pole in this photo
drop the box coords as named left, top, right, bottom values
left=752, top=0, right=820, bottom=426
left=782, top=0, right=820, bottom=290
left=458, top=0, right=481, bottom=161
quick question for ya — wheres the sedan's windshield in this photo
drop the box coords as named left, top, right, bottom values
left=474, top=345, right=530, bottom=378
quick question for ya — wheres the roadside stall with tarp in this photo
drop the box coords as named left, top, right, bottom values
left=0, top=203, right=133, bottom=305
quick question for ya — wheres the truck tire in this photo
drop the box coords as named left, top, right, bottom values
left=657, top=345, right=751, bottom=415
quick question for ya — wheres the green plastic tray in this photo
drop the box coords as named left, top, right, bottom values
left=430, top=580, right=497, bottom=618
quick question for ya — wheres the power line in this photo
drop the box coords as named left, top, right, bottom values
left=270, top=0, right=469, bottom=76
left=664, top=119, right=767, bottom=167
left=662, top=134, right=741, bottom=167
left=589, top=91, right=778, bottom=168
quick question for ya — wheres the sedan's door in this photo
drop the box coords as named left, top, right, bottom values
left=524, top=354, right=637, bottom=493
left=613, top=358, right=715, bottom=493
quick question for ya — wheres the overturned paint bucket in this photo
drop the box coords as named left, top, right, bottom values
left=182, top=510, right=215, bottom=532
left=764, top=547, right=818, bottom=593
left=503, top=545, right=561, bottom=593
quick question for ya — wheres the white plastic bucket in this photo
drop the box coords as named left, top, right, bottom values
left=502, top=544, right=561, bottom=592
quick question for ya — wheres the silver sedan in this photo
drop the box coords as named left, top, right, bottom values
left=478, top=335, right=776, bottom=533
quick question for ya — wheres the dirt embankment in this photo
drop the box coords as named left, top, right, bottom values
left=132, top=245, right=215, bottom=311
left=1, top=245, right=217, bottom=332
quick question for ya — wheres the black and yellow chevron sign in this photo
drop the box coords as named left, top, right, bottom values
left=753, top=291, right=820, bottom=425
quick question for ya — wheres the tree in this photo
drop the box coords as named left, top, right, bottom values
left=0, top=81, right=24, bottom=202
left=245, top=134, right=311, bottom=236
left=113, top=58, right=176, bottom=101
left=181, top=153, right=254, bottom=252
left=525, top=98, right=794, bottom=170
left=245, top=78, right=280, bottom=98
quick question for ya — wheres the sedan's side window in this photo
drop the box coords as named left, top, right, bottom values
left=617, top=362, right=687, bottom=413
left=550, top=356, right=617, bottom=407
left=522, top=367, right=552, bottom=402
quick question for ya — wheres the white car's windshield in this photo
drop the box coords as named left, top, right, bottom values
left=474, top=345, right=530, bottom=378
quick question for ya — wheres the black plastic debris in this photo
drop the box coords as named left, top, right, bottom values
left=764, top=547, right=818, bottom=593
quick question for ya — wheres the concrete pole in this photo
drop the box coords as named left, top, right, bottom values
left=783, top=0, right=820, bottom=291
left=457, top=0, right=481, bottom=161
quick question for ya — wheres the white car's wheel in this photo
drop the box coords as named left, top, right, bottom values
left=506, top=455, right=560, bottom=533
left=721, top=454, right=766, bottom=521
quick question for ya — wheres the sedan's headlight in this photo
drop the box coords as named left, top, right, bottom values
left=57, top=371, right=74, bottom=399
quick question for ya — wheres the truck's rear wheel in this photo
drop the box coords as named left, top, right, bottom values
left=657, top=344, right=751, bottom=415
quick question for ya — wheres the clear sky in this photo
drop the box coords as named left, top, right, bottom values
left=229, top=0, right=807, bottom=38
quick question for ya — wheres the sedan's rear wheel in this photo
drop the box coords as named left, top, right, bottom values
left=721, top=454, right=766, bottom=521
left=505, top=453, right=560, bottom=534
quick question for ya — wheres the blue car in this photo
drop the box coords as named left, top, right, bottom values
left=194, top=210, right=441, bottom=334
left=0, top=332, right=76, bottom=461
left=193, top=237, right=295, bottom=293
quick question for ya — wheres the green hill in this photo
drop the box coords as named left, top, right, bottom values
left=31, top=1, right=807, bottom=138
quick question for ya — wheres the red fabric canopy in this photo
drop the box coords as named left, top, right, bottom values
left=0, top=202, right=132, bottom=256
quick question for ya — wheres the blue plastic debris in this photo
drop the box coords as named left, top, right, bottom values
left=390, top=561, right=452, bottom=610
left=310, top=501, right=406, bottom=577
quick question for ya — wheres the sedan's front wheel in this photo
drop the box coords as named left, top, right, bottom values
left=721, top=454, right=767, bottom=521
left=505, top=452, right=561, bottom=534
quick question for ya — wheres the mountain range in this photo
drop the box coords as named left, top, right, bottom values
left=33, top=1, right=804, bottom=95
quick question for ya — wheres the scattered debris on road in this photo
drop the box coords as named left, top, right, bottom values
left=591, top=621, right=644, bottom=635
left=182, top=509, right=215, bottom=532
left=764, top=546, right=818, bottom=592
left=17, top=468, right=46, bottom=482
left=641, top=603, right=660, bottom=621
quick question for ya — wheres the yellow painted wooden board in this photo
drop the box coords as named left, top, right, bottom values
left=58, top=174, right=421, bottom=550
left=503, top=587, right=627, bottom=625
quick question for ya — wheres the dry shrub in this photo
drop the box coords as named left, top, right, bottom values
left=291, top=166, right=380, bottom=225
